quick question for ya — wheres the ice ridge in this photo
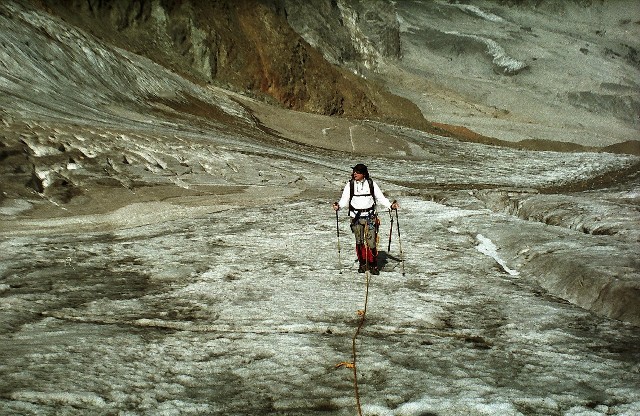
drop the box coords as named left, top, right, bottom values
left=453, top=4, right=506, bottom=23
left=476, top=234, right=519, bottom=276
left=446, top=31, right=527, bottom=75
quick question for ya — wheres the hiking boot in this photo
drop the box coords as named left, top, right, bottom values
left=370, top=267, right=380, bottom=275
left=358, top=263, right=367, bottom=273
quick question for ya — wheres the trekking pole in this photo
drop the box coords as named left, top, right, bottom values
left=394, top=208, right=405, bottom=276
left=387, top=209, right=394, bottom=252
left=335, top=208, right=342, bottom=274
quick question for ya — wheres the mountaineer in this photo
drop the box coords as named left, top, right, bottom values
left=333, top=164, right=398, bottom=275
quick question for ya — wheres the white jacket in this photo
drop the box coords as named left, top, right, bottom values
left=337, top=178, right=392, bottom=217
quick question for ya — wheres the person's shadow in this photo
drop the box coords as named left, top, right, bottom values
left=378, top=250, right=401, bottom=271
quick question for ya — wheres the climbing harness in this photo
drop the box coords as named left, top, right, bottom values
left=348, top=177, right=377, bottom=220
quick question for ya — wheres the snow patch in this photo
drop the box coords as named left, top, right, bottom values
left=0, top=199, right=32, bottom=215
left=453, top=4, right=506, bottom=23
left=21, top=140, right=61, bottom=157
left=34, top=168, right=53, bottom=188
left=396, top=13, right=418, bottom=33
left=10, top=390, right=107, bottom=408
left=475, top=234, right=519, bottom=276
left=445, top=31, right=527, bottom=75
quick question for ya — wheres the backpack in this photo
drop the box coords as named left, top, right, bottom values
left=349, top=177, right=377, bottom=217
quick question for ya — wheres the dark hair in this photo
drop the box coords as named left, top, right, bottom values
left=352, top=163, right=369, bottom=179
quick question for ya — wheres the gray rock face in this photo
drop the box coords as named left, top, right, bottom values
left=303, top=0, right=639, bottom=147
left=284, top=0, right=401, bottom=71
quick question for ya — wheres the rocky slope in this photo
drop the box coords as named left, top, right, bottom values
left=383, top=0, right=640, bottom=148
left=34, top=0, right=434, bottom=131
left=35, top=0, right=640, bottom=151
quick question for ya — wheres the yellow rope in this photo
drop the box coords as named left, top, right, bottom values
left=336, top=221, right=373, bottom=416
left=351, top=269, right=369, bottom=416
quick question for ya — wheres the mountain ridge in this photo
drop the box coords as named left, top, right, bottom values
left=33, top=0, right=436, bottom=132
left=28, top=0, right=640, bottom=152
